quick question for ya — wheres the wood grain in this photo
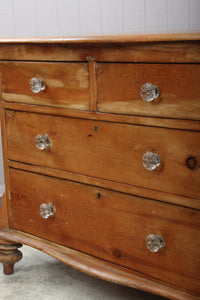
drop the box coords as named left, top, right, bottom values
left=0, top=194, right=7, bottom=229
left=0, top=37, right=200, bottom=299
left=9, top=168, right=200, bottom=294
left=88, top=59, right=97, bottom=111
left=0, top=41, right=200, bottom=63
left=0, top=72, right=9, bottom=229
left=3, top=102, right=200, bottom=131
left=0, top=238, right=22, bottom=275
left=0, top=33, right=200, bottom=43
left=97, top=63, right=200, bottom=120
left=1, top=62, right=89, bottom=110
left=7, top=160, right=200, bottom=210
left=0, top=230, right=197, bottom=300
left=5, top=110, right=200, bottom=200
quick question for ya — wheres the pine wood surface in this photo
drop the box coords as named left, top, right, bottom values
left=7, top=161, right=200, bottom=210
left=0, top=72, right=9, bottom=229
left=1, top=62, right=89, bottom=110
left=5, top=110, right=200, bottom=200
left=0, top=194, right=7, bottom=229
left=88, top=60, right=97, bottom=111
left=0, top=230, right=198, bottom=300
left=0, top=41, right=200, bottom=63
left=0, top=37, right=200, bottom=300
left=0, top=33, right=200, bottom=43
left=3, top=102, right=200, bottom=131
left=97, top=63, right=200, bottom=120
left=9, top=168, right=200, bottom=294
left=0, top=238, right=22, bottom=275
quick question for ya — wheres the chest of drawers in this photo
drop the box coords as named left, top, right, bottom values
left=0, top=34, right=200, bottom=300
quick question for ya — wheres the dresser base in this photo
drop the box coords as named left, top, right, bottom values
left=0, top=229, right=198, bottom=300
left=0, top=238, right=22, bottom=275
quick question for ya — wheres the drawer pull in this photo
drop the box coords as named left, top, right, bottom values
left=39, top=204, right=55, bottom=219
left=30, top=77, right=45, bottom=93
left=143, top=152, right=161, bottom=171
left=35, top=134, right=51, bottom=150
left=140, top=83, right=159, bottom=102
left=146, top=234, right=165, bottom=253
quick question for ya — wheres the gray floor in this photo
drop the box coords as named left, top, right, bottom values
left=0, top=245, right=167, bottom=300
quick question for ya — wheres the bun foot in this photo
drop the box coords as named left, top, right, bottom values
left=0, top=239, right=23, bottom=275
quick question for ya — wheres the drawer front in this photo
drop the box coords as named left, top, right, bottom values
left=1, top=62, right=89, bottom=110
left=96, top=63, right=200, bottom=120
left=9, top=169, right=200, bottom=293
left=6, top=110, right=200, bottom=200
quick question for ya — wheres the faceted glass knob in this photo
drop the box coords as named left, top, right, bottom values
left=143, top=152, right=161, bottom=171
left=140, top=83, right=159, bottom=102
left=39, top=204, right=55, bottom=219
left=35, top=134, right=51, bottom=150
left=146, top=234, right=165, bottom=253
left=30, top=77, right=45, bottom=93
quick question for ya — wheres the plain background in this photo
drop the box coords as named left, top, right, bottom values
left=0, top=0, right=200, bottom=191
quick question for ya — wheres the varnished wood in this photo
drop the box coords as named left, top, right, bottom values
left=0, top=72, right=9, bottom=229
left=0, top=42, right=200, bottom=63
left=1, top=62, right=89, bottom=110
left=9, top=169, right=200, bottom=294
left=3, top=102, right=200, bottom=131
left=0, top=230, right=197, bottom=300
left=0, top=37, right=200, bottom=300
left=0, top=238, right=22, bottom=275
left=97, top=63, right=200, bottom=120
left=7, top=161, right=200, bottom=210
left=88, top=59, right=97, bottom=111
left=0, top=33, right=200, bottom=43
left=0, top=194, right=7, bottom=229
left=5, top=110, right=200, bottom=200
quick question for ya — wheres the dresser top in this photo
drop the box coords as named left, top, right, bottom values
left=0, top=33, right=199, bottom=44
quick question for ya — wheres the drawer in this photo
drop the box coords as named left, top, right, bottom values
left=96, top=63, right=200, bottom=120
left=5, top=110, right=200, bottom=200
left=1, top=62, right=89, bottom=110
left=9, top=169, right=200, bottom=293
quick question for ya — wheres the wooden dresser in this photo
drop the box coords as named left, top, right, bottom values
left=0, top=34, right=200, bottom=300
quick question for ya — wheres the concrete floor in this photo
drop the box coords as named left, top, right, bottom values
left=0, top=245, right=167, bottom=300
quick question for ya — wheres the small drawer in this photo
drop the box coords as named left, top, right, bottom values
left=96, top=63, right=200, bottom=120
left=1, top=62, right=89, bottom=110
left=5, top=110, right=200, bottom=200
left=9, top=169, right=200, bottom=293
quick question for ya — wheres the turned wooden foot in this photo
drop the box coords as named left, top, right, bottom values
left=0, top=239, right=23, bottom=275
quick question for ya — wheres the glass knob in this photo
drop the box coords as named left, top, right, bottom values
left=140, top=82, right=159, bottom=102
left=35, top=134, right=51, bottom=150
left=39, top=204, right=55, bottom=219
left=30, top=77, right=45, bottom=93
left=146, top=234, right=165, bottom=253
left=143, top=152, right=161, bottom=171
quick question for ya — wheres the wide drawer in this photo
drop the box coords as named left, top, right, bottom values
left=9, top=169, right=200, bottom=294
left=96, top=63, right=200, bottom=120
left=5, top=110, right=200, bottom=200
left=1, top=62, right=89, bottom=110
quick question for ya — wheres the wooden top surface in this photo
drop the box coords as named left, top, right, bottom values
left=0, top=33, right=200, bottom=44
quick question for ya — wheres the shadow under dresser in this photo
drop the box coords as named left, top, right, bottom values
left=0, top=34, right=200, bottom=300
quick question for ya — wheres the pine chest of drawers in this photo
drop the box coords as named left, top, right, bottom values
left=0, top=34, right=200, bottom=300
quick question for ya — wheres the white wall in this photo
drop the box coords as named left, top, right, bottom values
left=0, top=0, right=200, bottom=193
left=0, top=0, right=200, bottom=38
